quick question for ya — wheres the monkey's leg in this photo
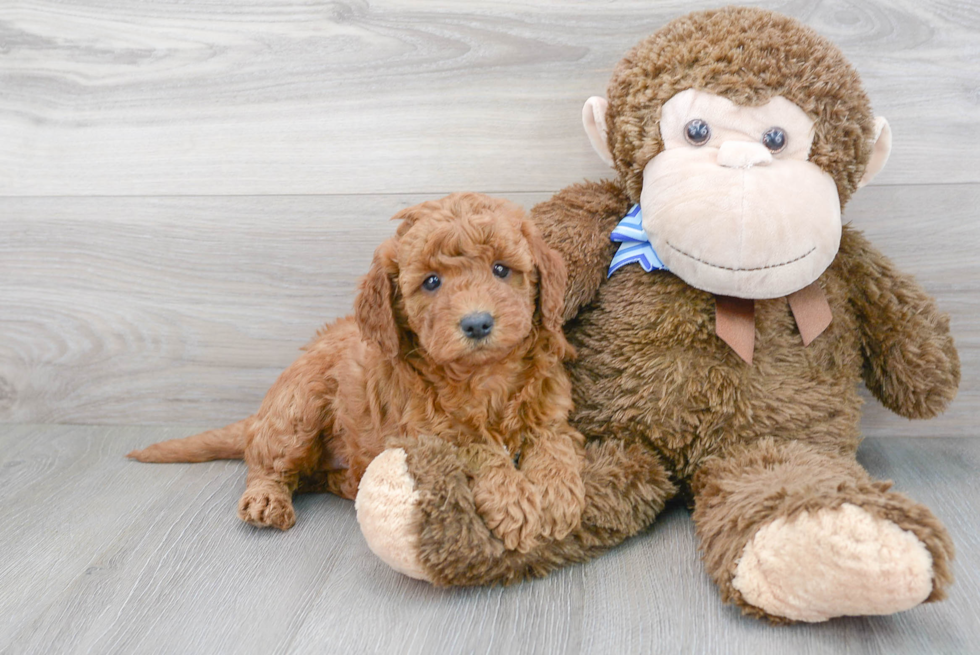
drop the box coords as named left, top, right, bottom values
left=355, top=436, right=676, bottom=586
left=691, top=438, right=954, bottom=623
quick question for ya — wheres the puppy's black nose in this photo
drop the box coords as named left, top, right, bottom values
left=460, top=312, right=494, bottom=340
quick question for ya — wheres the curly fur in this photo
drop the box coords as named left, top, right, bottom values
left=373, top=8, right=959, bottom=623
left=129, top=193, right=586, bottom=549
left=394, top=181, right=958, bottom=615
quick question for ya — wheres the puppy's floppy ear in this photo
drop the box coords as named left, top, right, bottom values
left=522, top=220, right=567, bottom=336
left=354, top=238, right=401, bottom=359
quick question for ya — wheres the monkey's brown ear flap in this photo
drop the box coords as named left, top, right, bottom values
left=582, top=96, right=615, bottom=168
left=858, top=117, right=891, bottom=188
left=354, top=240, right=400, bottom=359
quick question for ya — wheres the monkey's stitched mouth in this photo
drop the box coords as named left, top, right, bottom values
left=665, top=242, right=816, bottom=272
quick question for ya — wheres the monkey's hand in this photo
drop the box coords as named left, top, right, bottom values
left=841, top=227, right=960, bottom=419
left=531, top=180, right=632, bottom=322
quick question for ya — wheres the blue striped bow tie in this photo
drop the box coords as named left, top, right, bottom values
left=608, top=204, right=667, bottom=278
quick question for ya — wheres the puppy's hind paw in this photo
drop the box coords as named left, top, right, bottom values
left=238, top=485, right=296, bottom=530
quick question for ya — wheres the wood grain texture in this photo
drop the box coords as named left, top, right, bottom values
left=579, top=436, right=980, bottom=655
left=2, top=2, right=976, bottom=651
left=0, top=192, right=553, bottom=426
left=1, top=0, right=978, bottom=196
left=0, top=425, right=977, bottom=654
left=1, top=185, right=976, bottom=435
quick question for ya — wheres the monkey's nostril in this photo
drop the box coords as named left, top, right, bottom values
left=460, top=312, right=494, bottom=340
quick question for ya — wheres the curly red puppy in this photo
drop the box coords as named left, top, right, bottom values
left=129, top=193, right=585, bottom=551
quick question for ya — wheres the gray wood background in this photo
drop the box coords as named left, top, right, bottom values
left=1, top=1, right=979, bottom=653
left=1, top=0, right=978, bottom=432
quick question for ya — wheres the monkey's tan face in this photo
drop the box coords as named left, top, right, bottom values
left=640, top=89, right=841, bottom=298
left=640, top=90, right=841, bottom=299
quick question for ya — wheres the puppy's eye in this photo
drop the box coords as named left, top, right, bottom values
left=684, top=119, right=711, bottom=145
left=492, top=263, right=511, bottom=279
left=762, top=127, right=787, bottom=153
left=422, top=274, right=441, bottom=291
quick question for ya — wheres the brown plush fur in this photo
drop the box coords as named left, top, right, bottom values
left=129, top=193, right=586, bottom=551
left=605, top=7, right=876, bottom=206
left=397, top=181, right=958, bottom=608
left=379, top=7, right=959, bottom=622
left=405, top=434, right=675, bottom=586
left=691, top=439, right=955, bottom=624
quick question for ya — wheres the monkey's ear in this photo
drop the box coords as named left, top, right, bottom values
left=582, top=96, right=615, bottom=168
left=858, top=117, right=891, bottom=188
left=354, top=239, right=401, bottom=359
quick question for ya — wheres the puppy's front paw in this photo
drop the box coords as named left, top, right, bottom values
left=473, top=473, right=542, bottom=552
left=534, top=470, right=586, bottom=541
left=238, top=485, right=296, bottom=530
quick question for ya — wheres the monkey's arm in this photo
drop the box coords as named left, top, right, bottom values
left=839, top=226, right=960, bottom=419
left=532, top=180, right=632, bottom=322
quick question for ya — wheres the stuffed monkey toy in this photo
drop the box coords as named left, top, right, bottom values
left=354, top=6, right=959, bottom=622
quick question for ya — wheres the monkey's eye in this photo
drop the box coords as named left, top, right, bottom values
left=762, top=127, right=787, bottom=153
left=422, top=274, right=441, bottom=291
left=492, top=263, right=511, bottom=279
left=684, top=119, right=711, bottom=145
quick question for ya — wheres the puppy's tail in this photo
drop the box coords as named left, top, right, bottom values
left=127, top=417, right=250, bottom=463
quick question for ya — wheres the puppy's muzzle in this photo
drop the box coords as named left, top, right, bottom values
left=460, top=312, right=494, bottom=340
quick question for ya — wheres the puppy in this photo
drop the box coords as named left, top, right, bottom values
left=129, top=193, right=585, bottom=552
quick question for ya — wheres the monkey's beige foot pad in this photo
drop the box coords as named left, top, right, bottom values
left=732, top=503, right=934, bottom=622
left=355, top=448, right=432, bottom=582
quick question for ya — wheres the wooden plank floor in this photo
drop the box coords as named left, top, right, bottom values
left=0, top=425, right=977, bottom=654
